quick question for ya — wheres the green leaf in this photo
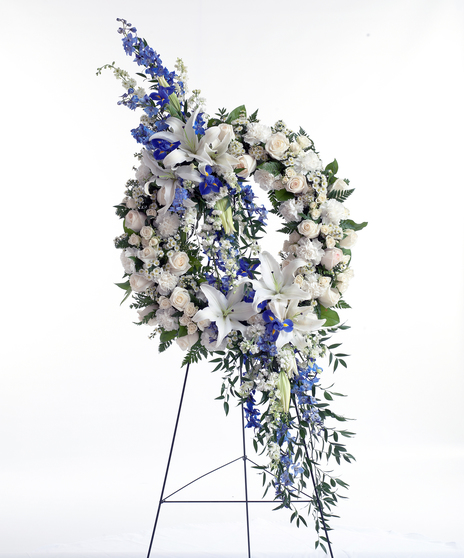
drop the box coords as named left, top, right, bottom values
left=159, top=329, right=178, bottom=343
left=340, top=219, right=368, bottom=231
left=258, top=160, right=282, bottom=176
left=178, top=325, right=188, bottom=338
left=325, top=159, right=338, bottom=175
left=319, top=306, right=340, bottom=327
left=323, top=391, right=333, bottom=401
left=224, top=401, right=229, bottom=416
left=115, top=280, right=131, bottom=291
left=275, top=189, right=294, bottom=202
left=226, top=105, right=246, bottom=123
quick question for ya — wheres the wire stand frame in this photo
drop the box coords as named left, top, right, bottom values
left=146, top=363, right=334, bottom=558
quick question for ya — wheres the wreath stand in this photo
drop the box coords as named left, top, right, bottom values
left=146, top=363, right=334, bottom=558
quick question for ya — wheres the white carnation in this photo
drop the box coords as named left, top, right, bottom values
left=320, top=199, right=348, bottom=225
left=156, top=307, right=178, bottom=331
left=279, top=199, right=304, bottom=222
left=243, top=122, right=272, bottom=145
left=157, top=271, right=178, bottom=295
left=296, top=238, right=325, bottom=265
left=120, top=248, right=136, bottom=274
left=294, top=150, right=323, bottom=174
left=156, top=213, right=180, bottom=238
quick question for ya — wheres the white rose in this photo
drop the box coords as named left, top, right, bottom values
left=296, top=135, right=312, bottom=148
left=218, top=123, right=235, bottom=142
left=289, top=142, right=302, bottom=155
left=318, top=287, right=340, bottom=308
left=331, top=178, right=349, bottom=191
left=339, top=229, right=358, bottom=248
left=184, top=302, right=198, bottom=317
left=320, top=248, right=344, bottom=270
left=140, top=226, right=154, bottom=240
left=311, top=209, right=321, bottom=220
left=149, top=237, right=159, bottom=248
left=137, top=246, right=158, bottom=263
left=236, top=154, right=257, bottom=178
left=168, top=251, right=191, bottom=276
left=147, top=208, right=158, bottom=218
left=176, top=332, right=199, bottom=351
left=129, top=233, right=141, bottom=246
left=170, top=287, right=190, bottom=311
left=265, top=132, right=290, bottom=160
left=158, top=296, right=172, bottom=310
left=130, top=273, right=155, bottom=293
left=187, top=322, right=198, bottom=335
left=126, top=198, right=137, bottom=209
left=125, top=210, right=146, bottom=233
left=285, top=174, right=308, bottom=195
left=297, top=220, right=320, bottom=238
left=326, top=236, right=336, bottom=249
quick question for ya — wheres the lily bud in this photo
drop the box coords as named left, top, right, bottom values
left=215, top=197, right=235, bottom=235
left=158, top=76, right=169, bottom=88
left=278, top=370, right=291, bottom=414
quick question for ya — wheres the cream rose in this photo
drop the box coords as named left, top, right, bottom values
left=297, top=220, right=320, bottom=239
left=158, top=296, right=172, bottom=310
left=265, top=132, right=290, bottom=160
left=176, top=332, right=199, bottom=351
left=125, top=210, right=146, bottom=233
left=140, top=226, right=154, bottom=240
left=168, top=251, right=191, bottom=276
left=326, top=236, right=336, bottom=249
left=129, top=233, right=141, bottom=247
left=285, top=174, right=308, bottom=194
left=126, top=198, right=137, bottom=209
left=339, top=229, right=358, bottom=248
left=236, top=154, right=257, bottom=178
left=320, top=248, right=344, bottom=270
left=130, top=273, right=155, bottom=293
left=137, top=246, right=158, bottom=264
left=147, top=208, right=158, bottom=218
left=170, top=287, right=190, bottom=311
left=318, top=287, right=340, bottom=308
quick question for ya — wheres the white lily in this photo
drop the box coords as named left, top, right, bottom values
left=149, top=107, right=219, bottom=168
left=142, top=149, right=201, bottom=214
left=203, top=127, right=239, bottom=173
left=251, top=251, right=311, bottom=312
left=269, top=299, right=326, bottom=350
left=192, top=283, right=256, bottom=349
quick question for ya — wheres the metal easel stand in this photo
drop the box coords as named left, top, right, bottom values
left=146, top=363, right=334, bottom=558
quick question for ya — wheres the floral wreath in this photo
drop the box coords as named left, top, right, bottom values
left=99, top=18, right=367, bottom=552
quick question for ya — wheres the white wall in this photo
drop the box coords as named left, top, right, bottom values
left=0, top=0, right=463, bottom=553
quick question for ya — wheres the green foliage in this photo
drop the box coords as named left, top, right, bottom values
left=181, top=341, right=209, bottom=367
left=258, top=161, right=282, bottom=176
left=275, top=189, right=294, bottom=202
left=327, top=188, right=355, bottom=202
left=226, top=105, right=246, bottom=123
left=318, top=306, right=340, bottom=327
left=340, top=219, right=368, bottom=231
left=325, top=159, right=338, bottom=175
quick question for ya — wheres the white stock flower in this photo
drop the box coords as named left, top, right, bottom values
left=120, top=248, right=136, bottom=274
left=296, top=238, right=325, bottom=265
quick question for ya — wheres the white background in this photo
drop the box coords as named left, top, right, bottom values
left=0, top=0, right=463, bottom=555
